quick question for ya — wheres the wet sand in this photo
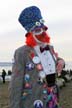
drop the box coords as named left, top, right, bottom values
left=0, top=81, right=72, bottom=108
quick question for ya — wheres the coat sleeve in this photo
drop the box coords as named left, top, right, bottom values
left=9, top=49, right=25, bottom=108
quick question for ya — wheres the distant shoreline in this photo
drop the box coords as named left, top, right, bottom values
left=0, top=61, right=72, bottom=70
left=0, top=62, right=13, bottom=67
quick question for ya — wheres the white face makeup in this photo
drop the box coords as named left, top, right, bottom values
left=32, top=28, right=44, bottom=35
left=32, top=28, right=47, bottom=46
left=33, top=33, right=43, bottom=44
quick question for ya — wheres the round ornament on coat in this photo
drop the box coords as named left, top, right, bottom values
left=24, top=74, right=30, bottom=82
left=43, top=96, right=47, bottom=100
left=22, top=92, right=27, bottom=100
left=32, top=56, right=40, bottom=64
left=23, top=92, right=28, bottom=96
left=43, top=89, right=47, bottom=94
left=25, top=83, right=32, bottom=89
left=34, top=100, right=43, bottom=108
left=26, top=62, right=34, bottom=71
left=47, top=94, right=52, bottom=102
left=39, top=71, right=46, bottom=79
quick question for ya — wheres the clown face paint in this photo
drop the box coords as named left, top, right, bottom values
left=33, top=31, right=50, bottom=45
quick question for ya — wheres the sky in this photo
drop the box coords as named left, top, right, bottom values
left=0, top=0, right=72, bottom=63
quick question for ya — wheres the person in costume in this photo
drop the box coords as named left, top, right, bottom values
left=9, top=6, right=65, bottom=108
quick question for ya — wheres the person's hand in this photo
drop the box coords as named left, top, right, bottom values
left=56, top=59, right=65, bottom=76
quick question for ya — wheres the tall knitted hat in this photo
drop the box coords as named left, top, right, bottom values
left=18, top=6, right=46, bottom=32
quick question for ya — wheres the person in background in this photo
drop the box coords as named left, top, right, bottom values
left=2, top=69, right=6, bottom=83
left=9, top=6, right=65, bottom=108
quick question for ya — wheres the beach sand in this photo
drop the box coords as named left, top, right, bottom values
left=0, top=82, right=9, bottom=108
left=0, top=81, right=72, bottom=108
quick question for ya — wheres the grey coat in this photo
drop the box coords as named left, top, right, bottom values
left=9, top=45, right=57, bottom=108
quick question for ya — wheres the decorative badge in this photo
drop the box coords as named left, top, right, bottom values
left=39, top=71, right=46, bottom=79
left=30, top=51, right=35, bottom=58
left=42, top=89, right=47, bottom=94
left=24, top=83, right=32, bottom=89
left=22, top=92, right=28, bottom=100
left=34, top=100, right=43, bottom=108
left=26, top=62, right=34, bottom=71
left=24, top=74, right=30, bottom=82
left=32, top=56, right=41, bottom=64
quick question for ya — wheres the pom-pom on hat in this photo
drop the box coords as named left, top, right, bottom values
left=18, top=6, right=46, bottom=32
